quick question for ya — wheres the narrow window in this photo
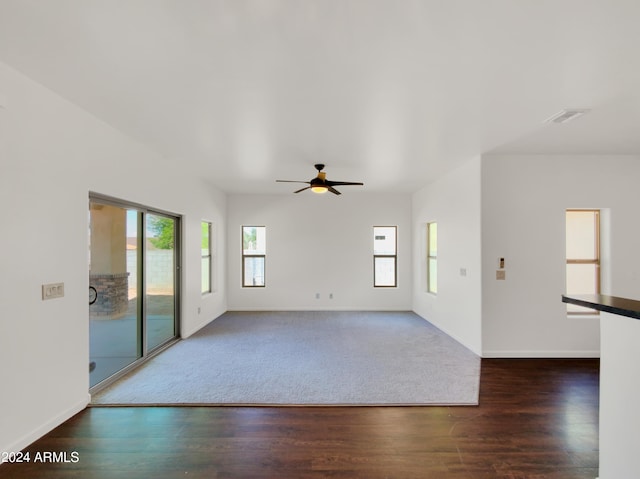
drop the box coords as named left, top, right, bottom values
left=566, top=210, right=600, bottom=314
left=242, top=226, right=266, bottom=287
left=201, top=221, right=212, bottom=294
left=427, top=222, right=438, bottom=294
left=374, top=226, right=397, bottom=287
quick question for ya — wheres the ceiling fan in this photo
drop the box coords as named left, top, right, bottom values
left=276, top=164, right=364, bottom=195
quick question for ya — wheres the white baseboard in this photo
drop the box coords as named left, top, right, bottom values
left=482, top=350, right=600, bottom=358
left=411, top=311, right=482, bottom=357
left=2, top=394, right=89, bottom=454
left=225, top=307, right=412, bottom=312
left=181, top=308, right=226, bottom=338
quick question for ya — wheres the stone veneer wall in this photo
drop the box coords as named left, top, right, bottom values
left=89, top=273, right=129, bottom=320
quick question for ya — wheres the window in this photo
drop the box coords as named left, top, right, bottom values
left=201, top=221, right=212, bottom=294
left=427, top=222, right=437, bottom=294
left=374, top=226, right=397, bottom=287
left=242, top=226, right=266, bottom=287
left=566, top=210, right=600, bottom=314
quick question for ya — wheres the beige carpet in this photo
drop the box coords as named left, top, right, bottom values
left=91, top=311, right=480, bottom=406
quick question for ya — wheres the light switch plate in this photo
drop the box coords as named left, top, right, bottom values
left=42, top=282, right=64, bottom=300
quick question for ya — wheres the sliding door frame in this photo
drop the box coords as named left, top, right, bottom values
left=89, top=192, right=181, bottom=393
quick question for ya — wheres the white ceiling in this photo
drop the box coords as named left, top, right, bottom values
left=1, top=0, right=640, bottom=194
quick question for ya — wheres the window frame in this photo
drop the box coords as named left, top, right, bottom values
left=201, top=221, right=212, bottom=295
left=565, top=209, right=600, bottom=315
left=242, top=225, right=266, bottom=288
left=373, top=226, right=397, bottom=288
left=427, top=222, right=437, bottom=294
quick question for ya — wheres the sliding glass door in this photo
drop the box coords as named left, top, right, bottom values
left=88, top=203, right=142, bottom=387
left=145, top=213, right=178, bottom=351
left=89, top=196, right=180, bottom=388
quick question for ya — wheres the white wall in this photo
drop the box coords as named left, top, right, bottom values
left=481, top=154, right=640, bottom=357
left=227, top=193, right=412, bottom=311
left=0, top=61, right=226, bottom=454
left=6, top=52, right=638, bottom=458
left=411, top=157, right=482, bottom=355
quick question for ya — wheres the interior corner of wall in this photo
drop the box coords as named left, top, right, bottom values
left=3, top=394, right=89, bottom=455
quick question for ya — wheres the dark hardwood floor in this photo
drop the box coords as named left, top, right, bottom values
left=1, top=359, right=599, bottom=478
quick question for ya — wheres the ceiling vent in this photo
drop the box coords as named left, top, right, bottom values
left=543, top=109, right=591, bottom=124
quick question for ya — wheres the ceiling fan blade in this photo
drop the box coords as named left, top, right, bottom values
left=328, top=186, right=342, bottom=195
left=325, top=180, right=364, bottom=187
left=276, top=180, right=310, bottom=184
left=294, top=186, right=312, bottom=193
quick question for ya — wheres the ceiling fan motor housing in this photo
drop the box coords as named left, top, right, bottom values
left=311, top=176, right=327, bottom=192
left=312, top=171, right=327, bottom=184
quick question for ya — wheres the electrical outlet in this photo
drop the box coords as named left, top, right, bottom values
left=315, top=293, right=320, bottom=299
left=329, top=293, right=333, bottom=299
left=496, top=270, right=506, bottom=280
left=460, top=268, right=467, bottom=277
left=42, top=282, right=64, bottom=300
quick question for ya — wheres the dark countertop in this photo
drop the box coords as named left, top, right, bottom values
left=562, top=294, right=640, bottom=320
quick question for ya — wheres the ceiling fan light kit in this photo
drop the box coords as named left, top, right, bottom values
left=276, top=164, right=363, bottom=196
